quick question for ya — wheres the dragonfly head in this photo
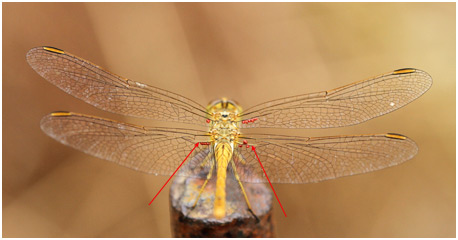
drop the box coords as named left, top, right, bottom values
left=206, top=98, right=243, bottom=121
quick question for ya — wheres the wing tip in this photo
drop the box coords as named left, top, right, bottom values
left=27, top=46, right=65, bottom=55
left=384, top=133, right=419, bottom=157
left=26, top=46, right=65, bottom=70
left=40, top=111, right=74, bottom=133
left=392, top=67, right=433, bottom=86
left=27, top=46, right=65, bottom=59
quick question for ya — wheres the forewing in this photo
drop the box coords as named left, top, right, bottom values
left=233, top=133, right=418, bottom=183
left=241, top=68, right=432, bottom=129
left=27, top=47, right=208, bottom=126
left=40, top=112, right=212, bottom=177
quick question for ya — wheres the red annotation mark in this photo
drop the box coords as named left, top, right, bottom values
left=252, top=146, right=287, bottom=217
left=239, top=139, right=251, bottom=148
left=242, top=117, right=258, bottom=124
left=149, top=143, right=199, bottom=205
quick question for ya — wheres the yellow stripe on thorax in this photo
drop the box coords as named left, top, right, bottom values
left=213, top=141, right=233, bottom=219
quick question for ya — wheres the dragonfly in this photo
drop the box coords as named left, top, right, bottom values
left=27, top=46, right=432, bottom=220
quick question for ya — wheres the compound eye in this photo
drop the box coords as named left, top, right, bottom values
left=222, top=114, right=228, bottom=118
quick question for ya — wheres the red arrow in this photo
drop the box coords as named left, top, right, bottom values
left=149, top=143, right=199, bottom=205
left=252, top=146, right=287, bottom=217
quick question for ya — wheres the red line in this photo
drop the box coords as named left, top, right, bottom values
left=149, top=143, right=199, bottom=205
left=252, top=146, right=287, bottom=217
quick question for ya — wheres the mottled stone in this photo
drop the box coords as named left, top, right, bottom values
left=170, top=175, right=274, bottom=237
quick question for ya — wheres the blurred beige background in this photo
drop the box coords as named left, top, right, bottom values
left=3, top=2, right=455, bottom=237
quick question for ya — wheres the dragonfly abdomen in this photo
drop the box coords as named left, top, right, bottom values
left=213, top=141, right=233, bottom=219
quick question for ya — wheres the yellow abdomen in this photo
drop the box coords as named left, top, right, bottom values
left=213, top=142, right=233, bottom=219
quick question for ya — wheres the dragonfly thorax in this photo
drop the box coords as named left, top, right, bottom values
left=207, top=98, right=242, bottom=146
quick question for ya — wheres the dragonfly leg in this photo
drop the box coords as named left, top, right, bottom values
left=230, top=159, right=259, bottom=222
left=235, top=151, right=247, bottom=164
left=199, top=149, right=213, bottom=168
left=191, top=159, right=215, bottom=209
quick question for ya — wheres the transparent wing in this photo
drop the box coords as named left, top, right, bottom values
left=40, top=112, right=213, bottom=177
left=233, top=133, right=418, bottom=183
left=241, top=68, right=432, bottom=129
left=27, top=47, right=209, bottom=126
